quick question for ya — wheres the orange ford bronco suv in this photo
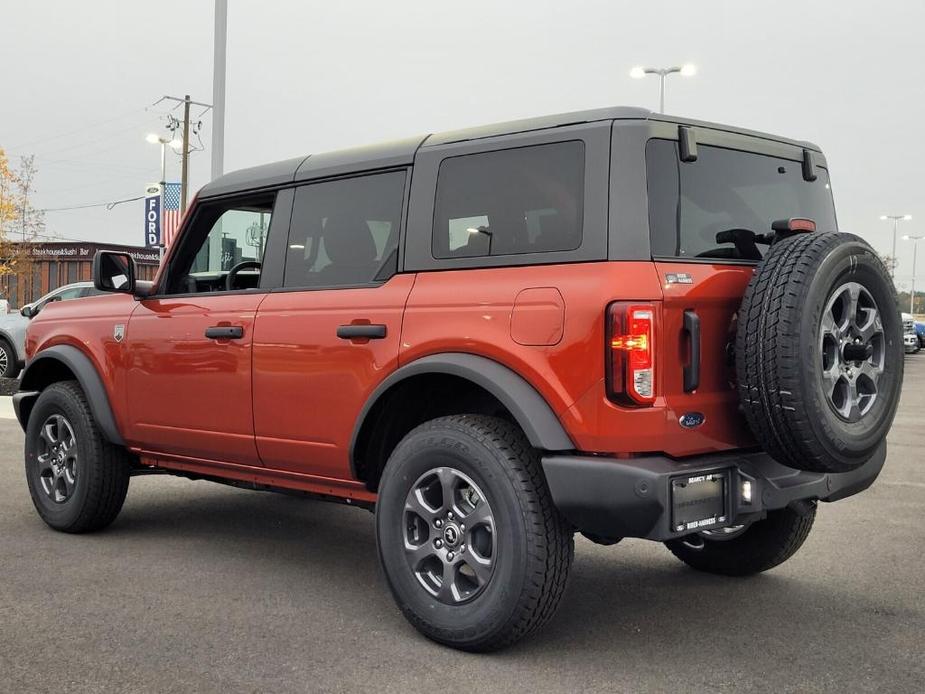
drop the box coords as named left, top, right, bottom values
left=15, top=107, right=903, bottom=651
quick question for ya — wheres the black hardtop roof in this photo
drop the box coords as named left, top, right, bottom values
left=198, top=106, right=821, bottom=199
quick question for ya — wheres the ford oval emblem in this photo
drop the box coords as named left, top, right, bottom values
left=679, top=412, right=705, bottom=429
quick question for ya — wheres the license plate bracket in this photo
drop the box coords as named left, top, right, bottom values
left=671, top=471, right=728, bottom=533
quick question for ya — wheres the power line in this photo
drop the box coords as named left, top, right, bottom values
left=2, top=107, right=149, bottom=151
left=40, top=195, right=143, bottom=213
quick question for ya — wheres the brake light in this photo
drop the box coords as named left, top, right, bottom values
left=607, top=303, right=656, bottom=406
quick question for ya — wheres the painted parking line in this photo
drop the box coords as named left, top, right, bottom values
left=0, top=397, right=16, bottom=420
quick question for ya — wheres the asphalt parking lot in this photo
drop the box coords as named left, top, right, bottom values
left=1, top=361, right=923, bottom=694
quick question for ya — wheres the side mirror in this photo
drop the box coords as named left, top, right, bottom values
left=93, top=251, right=136, bottom=294
left=20, top=305, right=34, bottom=318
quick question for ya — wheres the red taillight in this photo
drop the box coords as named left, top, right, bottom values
left=607, top=303, right=656, bottom=406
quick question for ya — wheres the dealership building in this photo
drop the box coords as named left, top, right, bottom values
left=0, top=242, right=160, bottom=309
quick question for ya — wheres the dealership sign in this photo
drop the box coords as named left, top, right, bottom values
left=144, top=183, right=162, bottom=248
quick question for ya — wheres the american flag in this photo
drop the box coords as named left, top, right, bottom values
left=162, top=182, right=182, bottom=248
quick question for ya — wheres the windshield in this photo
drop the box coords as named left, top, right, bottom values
left=646, top=139, right=838, bottom=261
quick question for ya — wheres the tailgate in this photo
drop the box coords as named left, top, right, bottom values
left=656, top=261, right=756, bottom=452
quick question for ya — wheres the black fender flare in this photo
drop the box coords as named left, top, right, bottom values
left=15, top=344, right=125, bottom=446
left=350, top=353, right=575, bottom=468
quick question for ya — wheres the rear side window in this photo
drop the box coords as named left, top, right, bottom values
left=646, top=139, right=837, bottom=261
left=433, top=141, right=584, bottom=259
left=284, top=171, right=406, bottom=288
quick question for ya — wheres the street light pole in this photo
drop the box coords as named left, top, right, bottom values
left=211, top=0, right=228, bottom=181
left=903, top=234, right=924, bottom=314
left=630, top=64, right=697, bottom=113
left=146, top=133, right=182, bottom=260
left=880, top=214, right=912, bottom=279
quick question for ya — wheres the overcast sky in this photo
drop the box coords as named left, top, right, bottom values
left=1, top=0, right=923, bottom=286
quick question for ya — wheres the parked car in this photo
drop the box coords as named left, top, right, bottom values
left=14, top=107, right=903, bottom=651
left=902, top=312, right=918, bottom=354
left=0, top=282, right=101, bottom=378
left=916, top=321, right=925, bottom=349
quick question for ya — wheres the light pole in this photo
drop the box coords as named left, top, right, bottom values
left=146, top=133, right=182, bottom=258
left=903, top=234, right=924, bottom=314
left=880, top=214, right=912, bottom=279
left=212, top=0, right=228, bottom=181
left=630, top=64, right=697, bottom=113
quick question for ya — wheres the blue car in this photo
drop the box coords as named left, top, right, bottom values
left=916, top=321, right=925, bottom=349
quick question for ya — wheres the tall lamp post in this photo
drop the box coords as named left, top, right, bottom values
left=903, top=234, right=924, bottom=314
left=146, top=133, right=182, bottom=258
left=880, top=214, right=912, bottom=279
left=630, top=64, right=697, bottom=113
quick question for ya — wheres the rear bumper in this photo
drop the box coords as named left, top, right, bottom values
left=541, top=442, right=886, bottom=542
left=904, top=334, right=918, bottom=352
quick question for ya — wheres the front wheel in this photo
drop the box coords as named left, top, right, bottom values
left=376, top=415, right=573, bottom=652
left=664, top=504, right=816, bottom=576
left=24, top=381, right=131, bottom=533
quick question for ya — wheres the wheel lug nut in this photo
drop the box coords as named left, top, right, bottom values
left=460, top=545, right=466, bottom=553
left=459, top=524, right=465, bottom=531
left=435, top=539, right=443, bottom=548
left=435, top=519, right=442, bottom=528
left=446, top=552, right=454, bottom=560
left=447, top=512, right=454, bottom=520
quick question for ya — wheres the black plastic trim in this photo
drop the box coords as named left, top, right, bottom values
left=16, top=345, right=125, bottom=445
left=349, top=353, right=575, bottom=476
left=542, top=442, right=886, bottom=541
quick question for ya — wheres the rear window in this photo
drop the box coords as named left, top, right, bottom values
left=646, top=139, right=837, bottom=261
left=433, top=141, right=584, bottom=259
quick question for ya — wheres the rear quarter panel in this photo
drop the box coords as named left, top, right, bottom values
left=400, top=261, right=663, bottom=430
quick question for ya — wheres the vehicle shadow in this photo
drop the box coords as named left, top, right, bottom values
left=99, top=479, right=921, bottom=690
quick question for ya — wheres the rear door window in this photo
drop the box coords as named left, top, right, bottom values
left=284, top=171, right=406, bottom=288
left=433, top=141, right=584, bottom=258
left=646, top=139, right=837, bottom=261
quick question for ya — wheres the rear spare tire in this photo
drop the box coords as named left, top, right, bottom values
left=736, top=232, right=902, bottom=473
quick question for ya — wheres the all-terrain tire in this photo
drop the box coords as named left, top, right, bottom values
left=376, top=415, right=574, bottom=652
left=736, top=232, right=903, bottom=473
left=665, top=504, right=816, bottom=576
left=24, top=381, right=131, bottom=533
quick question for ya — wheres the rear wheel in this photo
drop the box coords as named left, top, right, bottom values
left=664, top=504, right=816, bottom=576
left=24, top=381, right=131, bottom=533
left=0, top=338, right=19, bottom=379
left=376, top=415, right=573, bottom=652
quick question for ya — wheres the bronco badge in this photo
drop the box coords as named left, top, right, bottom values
left=113, top=324, right=125, bottom=343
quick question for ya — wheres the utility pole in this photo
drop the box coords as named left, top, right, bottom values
left=212, top=0, right=228, bottom=181
left=180, top=94, right=192, bottom=213
left=153, top=95, right=212, bottom=215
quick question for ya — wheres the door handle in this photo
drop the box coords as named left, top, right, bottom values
left=682, top=309, right=701, bottom=393
left=337, top=324, right=387, bottom=340
left=205, top=325, right=244, bottom=340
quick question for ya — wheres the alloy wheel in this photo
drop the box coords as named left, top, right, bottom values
left=819, top=281, right=885, bottom=422
left=403, top=467, right=496, bottom=604
left=36, top=414, right=79, bottom=503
